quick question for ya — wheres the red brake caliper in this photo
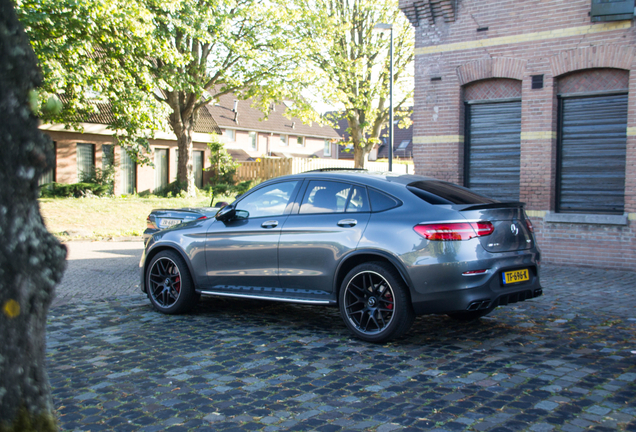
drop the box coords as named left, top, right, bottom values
left=174, top=276, right=181, bottom=293
left=385, top=292, right=393, bottom=310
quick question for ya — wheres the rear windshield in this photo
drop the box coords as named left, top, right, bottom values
left=407, top=180, right=498, bottom=205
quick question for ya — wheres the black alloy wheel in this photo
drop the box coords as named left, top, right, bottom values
left=339, top=262, right=414, bottom=343
left=146, top=250, right=197, bottom=314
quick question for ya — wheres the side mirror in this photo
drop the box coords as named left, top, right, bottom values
left=215, top=205, right=236, bottom=221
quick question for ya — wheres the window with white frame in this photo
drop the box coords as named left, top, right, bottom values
left=225, top=129, right=235, bottom=142
left=297, top=136, right=304, bottom=147
left=249, top=131, right=257, bottom=150
left=280, top=134, right=288, bottom=146
left=324, top=139, right=331, bottom=156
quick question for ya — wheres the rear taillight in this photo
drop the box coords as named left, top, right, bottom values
left=146, top=216, right=157, bottom=230
left=414, top=221, right=494, bottom=241
left=197, top=216, right=208, bottom=220
left=525, top=218, right=534, bottom=233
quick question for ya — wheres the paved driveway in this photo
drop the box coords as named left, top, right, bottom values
left=47, top=242, right=636, bottom=431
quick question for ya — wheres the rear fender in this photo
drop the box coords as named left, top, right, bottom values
left=334, top=249, right=414, bottom=294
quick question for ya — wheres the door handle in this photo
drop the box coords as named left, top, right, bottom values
left=337, top=219, right=357, bottom=227
left=261, top=220, right=278, bottom=228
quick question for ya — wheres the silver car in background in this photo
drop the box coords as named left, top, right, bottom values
left=140, top=171, right=542, bottom=342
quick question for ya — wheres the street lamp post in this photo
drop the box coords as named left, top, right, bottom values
left=374, top=23, right=393, bottom=172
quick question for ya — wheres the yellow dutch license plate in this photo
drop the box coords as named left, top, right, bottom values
left=502, top=269, right=529, bottom=285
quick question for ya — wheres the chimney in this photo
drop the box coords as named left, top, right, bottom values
left=291, top=121, right=295, bottom=129
left=233, top=100, right=239, bottom=112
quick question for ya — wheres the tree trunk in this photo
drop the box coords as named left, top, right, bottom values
left=0, top=2, right=67, bottom=431
left=172, top=109, right=197, bottom=197
left=347, top=114, right=368, bottom=169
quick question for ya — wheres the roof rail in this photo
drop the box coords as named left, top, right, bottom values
left=304, top=168, right=369, bottom=173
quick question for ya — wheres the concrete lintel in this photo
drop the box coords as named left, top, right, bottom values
left=544, top=212, right=628, bottom=226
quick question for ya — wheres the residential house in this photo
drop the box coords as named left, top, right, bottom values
left=40, top=102, right=220, bottom=195
left=209, top=92, right=341, bottom=162
left=399, top=0, right=636, bottom=269
left=39, top=93, right=341, bottom=195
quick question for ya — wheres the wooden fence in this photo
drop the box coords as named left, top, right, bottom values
left=235, top=158, right=413, bottom=182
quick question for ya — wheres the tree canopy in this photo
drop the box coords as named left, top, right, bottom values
left=290, top=0, right=414, bottom=167
left=15, top=0, right=315, bottom=195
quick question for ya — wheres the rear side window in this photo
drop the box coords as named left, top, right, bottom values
left=300, top=181, right=370, bottom=214
left=369, top=189, right=400, bottom=212
left=300, top=181, right=350, bottom=214
left=407, top=180, right=498, bottom=205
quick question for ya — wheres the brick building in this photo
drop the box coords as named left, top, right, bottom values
left=399, top=0, right=636, bottom=270
left=40, top=92, right=340, bottom=195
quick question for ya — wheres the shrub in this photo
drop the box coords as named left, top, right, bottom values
left=39, top=182, right=111, bottom=198
left=79, top=165, right=115, bottom=194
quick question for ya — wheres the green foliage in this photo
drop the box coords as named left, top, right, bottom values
left=234, top=180, right=254, bottom=196
left=79, top=165, right=116, bottom=194
left=153, top=180, right=188, bottom=198
left=39, top=182, right=111, bottom=198
left=15, top=0, right=318, bottom=193
left=211, top=183, right=231, bottom=197
left=207, top=139, right=239, bottom=186
left=287, top=0, right=414, bottom=166
left=0, top=405, right=57, bottom=432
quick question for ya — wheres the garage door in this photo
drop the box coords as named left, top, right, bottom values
left=464, top=100, right=522, bottom=202
left=558, top=93, right=627, bottom=214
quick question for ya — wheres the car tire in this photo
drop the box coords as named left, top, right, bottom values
left=447, top=307, right=495, bottom=322
left=146, top=250, right=198, bottom=314
left=339, top=262, right=414, bottom=343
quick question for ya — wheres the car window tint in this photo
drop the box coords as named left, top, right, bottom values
left=369, top=188, right=400, bottom=212
left=300, top=181, right=351, bottom=214
left=236, top=181, right=298, bottom=218
left=407, top=180, right=498, bottom=205
left=346, top=186, right=370, bottom=213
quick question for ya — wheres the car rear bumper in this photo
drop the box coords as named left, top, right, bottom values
left=407, top=250, right=542, bottom=315
left=411, top=281, right=543, bottom=315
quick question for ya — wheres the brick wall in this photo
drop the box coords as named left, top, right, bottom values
left=44, top=130, right=212, bottom=195
left=404, top=0, right=636, bottom=270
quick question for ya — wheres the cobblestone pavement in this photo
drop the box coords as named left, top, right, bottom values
left=47, top=242, right=636, bottom=431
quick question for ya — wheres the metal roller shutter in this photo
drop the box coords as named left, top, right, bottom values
left=465, top=101, right=522, bottom=202
left=557, top=93, right=627, bottom=214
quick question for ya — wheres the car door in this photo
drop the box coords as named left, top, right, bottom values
left=204, top=180, right=300, bottom=291
left=278, top=180, right=371, bottom=294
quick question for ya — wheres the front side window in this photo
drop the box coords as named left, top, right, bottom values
left=280, top=134, right=288, bottom=146
left=324, top=139, right=332, bottom=156
left=249, top=132, right=257, bottom=150
left=236, top=181, right=298, bottom=218
left=297, top=136, right=304, bottom=147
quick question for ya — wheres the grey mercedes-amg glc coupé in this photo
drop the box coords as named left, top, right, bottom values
left=140, top=170, right=542, bottom=342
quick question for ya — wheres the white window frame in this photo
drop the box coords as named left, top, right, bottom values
left=249, top=131, right=257, bottom=150
left=297, top=136, right=305, bottom=147
left=225, top=129, right=235, bottom=142
left=280, top=134, right=288, bottom=146
left=324, top=139, right=331, bottom=157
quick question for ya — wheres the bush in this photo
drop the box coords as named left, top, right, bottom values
left=79, top=166, right=115, bottom=194
left=39, top=182, right=111, bottom=198
left=208, top=140, right=239, bottom=185
left=234, top=180, right=254, bottom=196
